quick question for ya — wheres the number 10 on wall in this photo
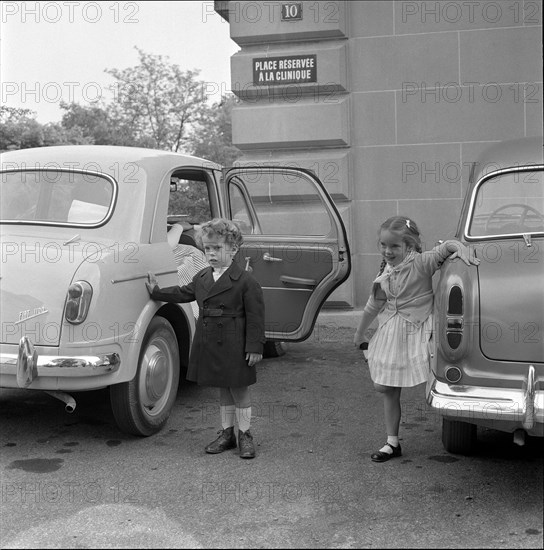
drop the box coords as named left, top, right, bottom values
left=281, top=3, right=302, bottom=20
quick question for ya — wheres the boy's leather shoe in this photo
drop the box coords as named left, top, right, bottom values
left=371, top=442, right=402, bottom=462
left=205, top=427, right=236, bottom=454
left=238, top=429, right=256, bottom=459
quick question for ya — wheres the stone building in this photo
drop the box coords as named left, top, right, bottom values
left=215, top=0, right=543, bottom=319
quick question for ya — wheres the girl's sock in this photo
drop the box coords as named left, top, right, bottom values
left=379, top=435, right=399, bottom=454
left=236, top=406, right=251, bottom=433
left=221, top=405, right=235, bottom=429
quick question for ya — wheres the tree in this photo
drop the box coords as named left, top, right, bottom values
left=190, top=94, right=241, bottom=166
left=1, top=51, right=237, bottom=156
left=105, top=47, right=208, bottom=152
left=1, top=107, right=42, bottom=150
left=0, top=106, right=90, bottom=150
left=60, top=101, right=141, bottom=146
left=60, top=102, right=114, bottom=145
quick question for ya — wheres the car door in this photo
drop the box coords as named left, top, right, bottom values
left=224, top=166, right=351, bottom=341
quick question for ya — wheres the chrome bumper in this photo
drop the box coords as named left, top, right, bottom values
left=427, top=366, right=543, bottom=430
left=0, top=336, right=120, bottom=388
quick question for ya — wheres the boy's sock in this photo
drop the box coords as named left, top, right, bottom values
left=236, top=406, right=251, bottom=433
left=379, top=435, right=399, bottom=454
left=221, top=405, right=235, bottom=429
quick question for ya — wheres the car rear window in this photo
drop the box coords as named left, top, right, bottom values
left=0, top=170, right=114, bottom=225
left=468, top=169, right=544, bottom=237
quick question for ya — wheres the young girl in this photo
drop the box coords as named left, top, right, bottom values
left=353, top=216, right=480, bottom=462
left=166, top=222, right=209, bottom=320
left=146, top=218, right=265, bottom=459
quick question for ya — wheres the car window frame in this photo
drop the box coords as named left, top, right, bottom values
left=0, top=168, right=118, bottom=229
left=463, top=165, right=544, bottom=242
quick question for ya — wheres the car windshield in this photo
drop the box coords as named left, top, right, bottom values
left=0, top=170, right=114, bottom=225
left=468, top=169, right=544, bottom=237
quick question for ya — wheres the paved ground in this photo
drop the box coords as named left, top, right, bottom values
left=0, top=324, right=542, bottom=549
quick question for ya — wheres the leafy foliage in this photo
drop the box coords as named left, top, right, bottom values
left=168, top=179, right=212, bottom=223
left=191, top=94, right=241, bottom=166
left=0, top=49, right=240, bottom=161
left=60, top=102, right=123, bottom=146
left=105, top=47, right=208, bottom=152
left=0, top=106, right=90, bottom=150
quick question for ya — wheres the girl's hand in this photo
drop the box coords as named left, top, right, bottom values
left=166, top=224, right=184, bottom=248
left=353, top=331, right=365, bottom=347
left=359, top=341, right=369, bottom=363
left=450, top=243, right=481, bottom=266
left=146, top=271, right=159, bottom=295
left=246, top=352, right=262, bottom=367
left=179, top=221, right=194, bottom=232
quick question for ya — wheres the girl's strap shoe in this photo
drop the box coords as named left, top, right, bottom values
left=371, top=442, right=402, bottom=462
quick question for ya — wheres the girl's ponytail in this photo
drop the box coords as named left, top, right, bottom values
left=372, top=258, right=387, bottom=297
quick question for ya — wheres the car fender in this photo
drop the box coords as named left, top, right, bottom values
left=114, top=299, right=195, bottom=384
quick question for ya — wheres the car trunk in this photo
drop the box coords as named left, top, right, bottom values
left=476, top=239, right=544, bottom=363
left=0, top=234, right=104, bottom=346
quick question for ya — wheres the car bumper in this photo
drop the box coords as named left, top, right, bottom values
left=0, top=336, right=120, bottom=389
left=427, top=365, right=544, bottom=435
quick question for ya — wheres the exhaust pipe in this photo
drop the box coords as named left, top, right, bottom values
left=45, top=390, right=76, bottom=413
left=513, top=429, right=526, bottom=446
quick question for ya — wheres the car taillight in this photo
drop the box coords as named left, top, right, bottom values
left=446, top=285, right=463, bottom=350
left=65, top=281, right=93, bottom=324
left=445, top=365, right=462, bottom=383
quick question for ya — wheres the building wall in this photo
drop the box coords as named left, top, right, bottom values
left=215, top=0, right=543, bottom=309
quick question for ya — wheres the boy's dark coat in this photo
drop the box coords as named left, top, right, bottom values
left=150, top=262, right=265, bottom=387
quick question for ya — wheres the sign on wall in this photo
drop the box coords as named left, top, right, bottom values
left=281, top=3, right=302, bottom=20
left=253, top=55, right=317, bottom=85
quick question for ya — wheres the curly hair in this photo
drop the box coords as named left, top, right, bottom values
left=196, top=218, right=244, bottom=250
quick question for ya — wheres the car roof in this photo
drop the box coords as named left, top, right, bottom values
left=471, top=137, right=544, bottom=184
left=457, top=137, right=544, bottom=239
left=1, top=145, right=223, bottom=243
left=0, top=145, right=223, bottom=177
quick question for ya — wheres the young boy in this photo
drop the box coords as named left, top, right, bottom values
left=146, top=218, right=265, bottom=458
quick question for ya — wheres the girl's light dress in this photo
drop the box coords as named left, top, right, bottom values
left=368, top=311, right=433, bottom=387
left=365, top=249, right=448, bottom=387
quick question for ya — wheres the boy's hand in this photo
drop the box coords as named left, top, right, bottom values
left=146, top=271, right=159, bottom=295
left=246, top=352, right=262, bottom=367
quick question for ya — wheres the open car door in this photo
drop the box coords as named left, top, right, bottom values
left=224, top=166, right=351, bottom=341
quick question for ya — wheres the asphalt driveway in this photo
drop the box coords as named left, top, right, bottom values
left=1, top=325, right=542, bottom=549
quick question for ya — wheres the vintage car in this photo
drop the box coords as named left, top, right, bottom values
left=426, top=137, right=544, bottom=454
left=0, top=145, right=351, bottom=436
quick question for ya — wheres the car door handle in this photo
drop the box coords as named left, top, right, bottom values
left=263, top=252, right=283, bottom=262
left=280, top=275, right=317, bottom=288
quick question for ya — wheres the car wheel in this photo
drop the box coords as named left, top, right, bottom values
left=442, top=418, right=476, bottom=455
left=263, top=340, right=286, bottom=358
left=110, top=317, right=180, bottom=436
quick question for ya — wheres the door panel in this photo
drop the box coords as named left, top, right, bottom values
left=225, top=167, right=351, bottom=341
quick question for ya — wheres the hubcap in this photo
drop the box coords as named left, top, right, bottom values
left=140, top=341, right=172, bottom=413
